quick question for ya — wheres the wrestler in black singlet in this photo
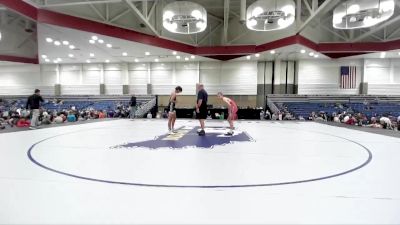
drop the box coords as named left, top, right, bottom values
left=168, top=95, right=176, bottom=113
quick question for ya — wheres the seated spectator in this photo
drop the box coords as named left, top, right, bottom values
left=67, top=113, right=76, bottom=122
left=333, top=116, right=340, bottom=123
left=380, top=116, right=392, bottom=129
left=54, top=115, right=64, bottom=124
left=345, top=116, right=357, bottom=125
left=342, top=115, right=350, bottom=123
left=271, top=112, right=278, bottom=120
left=41, top=112, right=52, bottom=125
left=16, top=118, right=30, bottom=127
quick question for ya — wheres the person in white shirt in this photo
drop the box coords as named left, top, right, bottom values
left=380, top=116, right=392, bottom=129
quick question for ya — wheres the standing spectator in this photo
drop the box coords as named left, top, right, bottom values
left=265, top=110, right=271, bottom=120
left=26, top=89, right=44, bottom=130
left=129, top=96, right=137, bottom=119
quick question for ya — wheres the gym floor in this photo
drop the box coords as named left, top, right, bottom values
left=1, top=119, right=399, bottom=224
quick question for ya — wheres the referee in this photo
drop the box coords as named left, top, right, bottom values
left=196, top=84, right=208, bottom=136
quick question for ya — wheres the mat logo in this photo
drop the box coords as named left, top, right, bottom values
left=111, top=126, right=253, bottom=149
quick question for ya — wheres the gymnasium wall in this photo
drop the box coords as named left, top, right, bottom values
left=297, top=59, right=363, bottom=95
left=1, top=58, right=399, bottom=105
left=297, top=58, right=400, bottom=95
left=0, top=61, right=258, bottom=106
left=364, top=59, right=400, bottom=95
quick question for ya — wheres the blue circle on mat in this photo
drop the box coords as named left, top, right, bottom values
left=27, top=127, right=372, bottom=188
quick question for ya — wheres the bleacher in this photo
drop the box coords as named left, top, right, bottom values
left=268, top=95, right=400, bottom=119
left=0, top=95, right=155, bottom=115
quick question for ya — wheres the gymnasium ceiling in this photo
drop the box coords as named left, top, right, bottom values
left=0, top=0, right=400, bottom=64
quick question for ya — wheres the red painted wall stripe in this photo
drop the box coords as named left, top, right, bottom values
left=0, top=55, right=39, bottom=64
left=0, top=0, right=37, bottom=20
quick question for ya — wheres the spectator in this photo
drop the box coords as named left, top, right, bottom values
left=129, top=96, right=137, bottom=119
left=265, top=110, right=271, bottom=120
left=26, top=89, right=44, bottom=130
left=380, top=116, right=392, bottom=129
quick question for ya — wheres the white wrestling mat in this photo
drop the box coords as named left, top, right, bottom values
left=0, top=119, right=399, bottom=224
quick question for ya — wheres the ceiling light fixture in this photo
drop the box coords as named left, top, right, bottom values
left=45, top=37, right=53, bottom=43
left=105, top=59, right=110, bottom=63
left=54, top=41, right=61, bottom=46
left=57, top=58, right=62, bottom=62
left=190, top=55, right=195, bottom=59
left=44, top=58, right=50, bottom=62
left=41, top=55, right=47, bottom=59
left=106, top=43, right=112, bottom=48
left=314, top=54, right=319, bottom=58
left=53, top=60, right=58, bottom=63
left=300, top=49, right=306, bottom=54
left=163, top=1, right=207, bottom=34
left=246, top=56, right=251, bottom=60
left=246, top=0, right=295, bottom=31
left=176, top=55, right=181, bottom=59
left=172, top=51, right=177, bottom=55
left=309, top=52, right=314, bottom=56
left=98, top=39, right=104, bottom=44
left=86, top=59, right=91, bottom=63
left=89, top=53, right=95, bottom=57
left=145, top=52, right=150, bottom=56
left=155, top=58, right=159, bottom=62
left=62, top=41, right=69, bottom=45
left=134, top=59, right=139, bottom=62
left=68, top=54, right=74, bottom=58
left=333, top=0, right=395, bottom=29
left=380, top=52, right=386, bottom=58
left=185, top=57, right=189, bottom=61
left=69, top=45, right=75, bottom=49
left=270, top=50, right=276, bottom=54
left=89, top=39, right=95, bottom=44
left=255, top=53, right=260, bottom=57
left=122, top=52, right=128, bottom=56
left=92, top=36, right=98, bottom=40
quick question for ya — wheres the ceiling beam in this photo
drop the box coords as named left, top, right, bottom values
left=17, top=31, right=37, bottom=49
left=106, top=3, right=109, bottom=21
left=296, top=0, right=302, bottom=26
left=148, top=0, right=158, bottom=19
left=228, top=28, right=248, bottom=44
left=109, top=8, right=130, bottom=23
left=87, top=0, right=106, bottom=21
left=122, top=0, right=159, bottom=36
left=40, top=0, right=122, bottom=8
left=297, top=0, right=338, bottom=34
left=352, top=16, right=400, bottom=42
left=142, top=0, right=147, bottom=19
left=387, top=26, right=400, bottom=40
left=320, top=25, right=348, bottom=41
left=312, top=0, right=318, bottom=11
left=208, top=13, right=223, bottom=22
left=222, top=0, right=230, bottom=44
left=198, top=23, right=223, bottom=45
left=21, top=0, right=40, bottom=8
left=302, top=0, right=313, bottom=15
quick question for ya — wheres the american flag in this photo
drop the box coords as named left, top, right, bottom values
left=340, top=66, right=357, bottom=89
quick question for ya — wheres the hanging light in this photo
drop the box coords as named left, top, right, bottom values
left=162, top=1, right=207, bottom=34
left=246, top=0, right=295, bottom=31
left=333, top=0, right=395, bottom=29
